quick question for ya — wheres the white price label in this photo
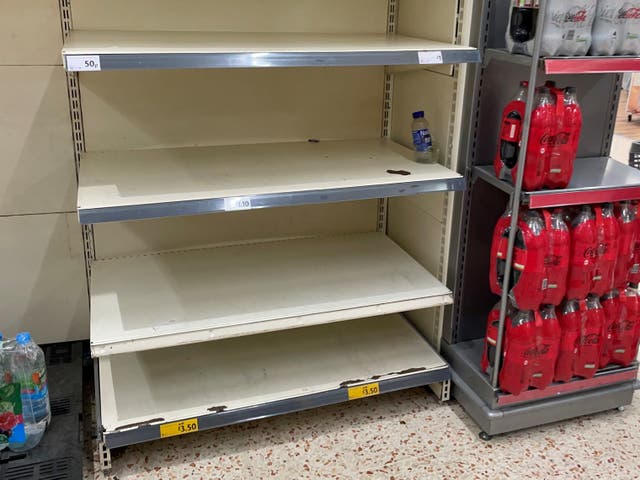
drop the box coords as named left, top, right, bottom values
left=224, top=197, right=252, bottom=211
left=418, top=51, right=444, bottom=65
left=66, top=55, right=101, bottom=71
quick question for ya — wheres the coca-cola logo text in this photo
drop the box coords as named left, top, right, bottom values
left=545, top=254, right=561, bottom=266
left=583, top=246, right=598, bottom=259
left=619, top=7, right=640, bottom=19
left=609, top=321, right=634, bottom=334
left=524, top=344, right=551, bottom=358
left=540, top=132, right=570, bottom=146
left=575, top=333, right=600, bottom=347
left=566, top=9, right=587, bottom=23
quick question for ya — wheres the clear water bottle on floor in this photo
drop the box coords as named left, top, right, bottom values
left=8, top=333, right=50, bottom=451
left=411, top=110, right=434, bottom=163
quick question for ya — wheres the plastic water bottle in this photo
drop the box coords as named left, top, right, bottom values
left=411, top=111, right=434, bottom=163
left=8, top=333, right=50, bottom=451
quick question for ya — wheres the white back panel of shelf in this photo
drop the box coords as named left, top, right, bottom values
left=93, top=201, right=378, bottom=260
left=397, top=0, right=458, bottom=76
left=0, top=214, right=89, bottom=343
left=80, top=67, right=384, bottom=151
left=0, top=66, right=76, bottom=215
left=71, top=0, right=389, bottom=34
left=0, top=0, right=63, bottom=65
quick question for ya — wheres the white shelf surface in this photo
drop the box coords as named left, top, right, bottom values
left=90, top=233, right=452, bottom=356
left=78, top=139, right=464, bottom=223
left=99, top=314, right=447, bottom=433
left=62, top=30, right=480, bottom=70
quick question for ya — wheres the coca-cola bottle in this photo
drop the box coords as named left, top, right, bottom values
left=506, top=1, right=540, bottom=55
left=614, top=286, right=640, bottom=366
left=629, top=201, right=640, bottom=284
left=574, top=296, right=604, bottom=379
left=566, top=206, right=598, bottom=299
left=481, top=303, right=511, bottom=375
left=530, top=305, right=561, bottom=390
left=592, top=204, right=620, bottom=296
left=614, top=201, right=637, bottom=288
left=489, top=207, right=513, bottom=296
left=494, top=81, right=528, bottom=182
left=555, top=300, right=581, bottom=382
left=499, top=310, right=537, bottom=395
left=510, top=211, right=547, bottom=310
left=600, top=289, right=624, bottom=368
left=519, top=87, right=555, bottom=191
left=546, top=87, right=582, bottom=189
left=591, top=1, right=622, bottom=55
left=618, top=1, right=640, bottom=56
left=541, top=209, right=570, bottom=305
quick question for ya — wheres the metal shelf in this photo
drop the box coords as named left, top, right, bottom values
left=444, top=338, right=638, bottom=410
left=486, top=48, right=640, bottom=74
left=98, top=314, right=450, bottom=449
left=90, top=232, right=452, bottom=357
left=474, top=157, right=640, bottom=208
left=78, top=139, right=464, bottom=224
left=62, top=30, right=480, bottom=71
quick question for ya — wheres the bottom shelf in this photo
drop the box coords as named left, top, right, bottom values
left=99, top=314, right=449, bottom=448
left=443, top=338, right=638, bottom=410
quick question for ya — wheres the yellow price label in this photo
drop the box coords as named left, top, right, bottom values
left=348, top=382, right=380, bottom=400
left=160, top=418, right=199, bottom=438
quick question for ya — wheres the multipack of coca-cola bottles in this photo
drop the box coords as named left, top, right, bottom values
left=494, top=81, right=582, bottom=191
left=506, top=1, right=640, bottom=57
left=483, top=201, right=640, bottom=395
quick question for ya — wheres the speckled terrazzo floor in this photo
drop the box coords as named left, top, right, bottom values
left=84, top=386, right=640, bottom=480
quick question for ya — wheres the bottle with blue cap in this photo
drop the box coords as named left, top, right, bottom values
left=7, top=332, right=50, bottom=451
left=411, top=110, right=434, bottom=163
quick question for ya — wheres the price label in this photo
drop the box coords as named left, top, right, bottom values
left=159, top=418, right=199, bottom=438
left=418, top=51, right=444, bottom=65
left=348, top=382, right=380, bottom=400
left=66, top=55, right=102, bottom=71
left=224, top=197, right=252, bottom=211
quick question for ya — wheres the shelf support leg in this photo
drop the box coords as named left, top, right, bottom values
left=429, top=379, right=451, bottom=402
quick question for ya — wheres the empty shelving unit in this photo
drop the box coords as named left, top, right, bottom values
left=59, top=0, right=481, bottom=465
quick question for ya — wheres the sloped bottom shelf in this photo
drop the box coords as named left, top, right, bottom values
left=99, top=314, right=449, bottom=448
left=90, top=232, right=452, bottom=356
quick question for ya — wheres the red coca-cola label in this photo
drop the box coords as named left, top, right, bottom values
left=619, top=7, right=640, bottom=19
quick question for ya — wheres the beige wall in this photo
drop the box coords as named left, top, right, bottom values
left=0, top=1, right=89, bottom=343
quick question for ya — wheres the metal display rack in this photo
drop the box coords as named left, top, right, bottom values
left=57, top=0, right=481, bottom=468
left=445, top=0, right=640, bottom=439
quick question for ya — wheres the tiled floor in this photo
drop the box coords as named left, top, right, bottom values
left=85, top=385, right=640, bottom=480
left=84, top=89, right=640, bottom=480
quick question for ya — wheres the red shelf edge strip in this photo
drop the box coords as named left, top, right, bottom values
left=545, top=57, right=640, bottom=75
left=497, top=368, right=637, bottom=406
left=528, top=186, right=640, bottom=209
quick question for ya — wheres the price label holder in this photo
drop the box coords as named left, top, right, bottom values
left=224, top=197, right=253, bottom=211
left=159, top=418, right=199, bottom=438
left=66, top=55, right=102, bottom=71
left=347, top=382, right=380, bottom=400
left=418, top=51, right=444, bottom=65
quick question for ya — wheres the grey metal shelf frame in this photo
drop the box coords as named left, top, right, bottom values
left=474, top=157, right=640, bottom=209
